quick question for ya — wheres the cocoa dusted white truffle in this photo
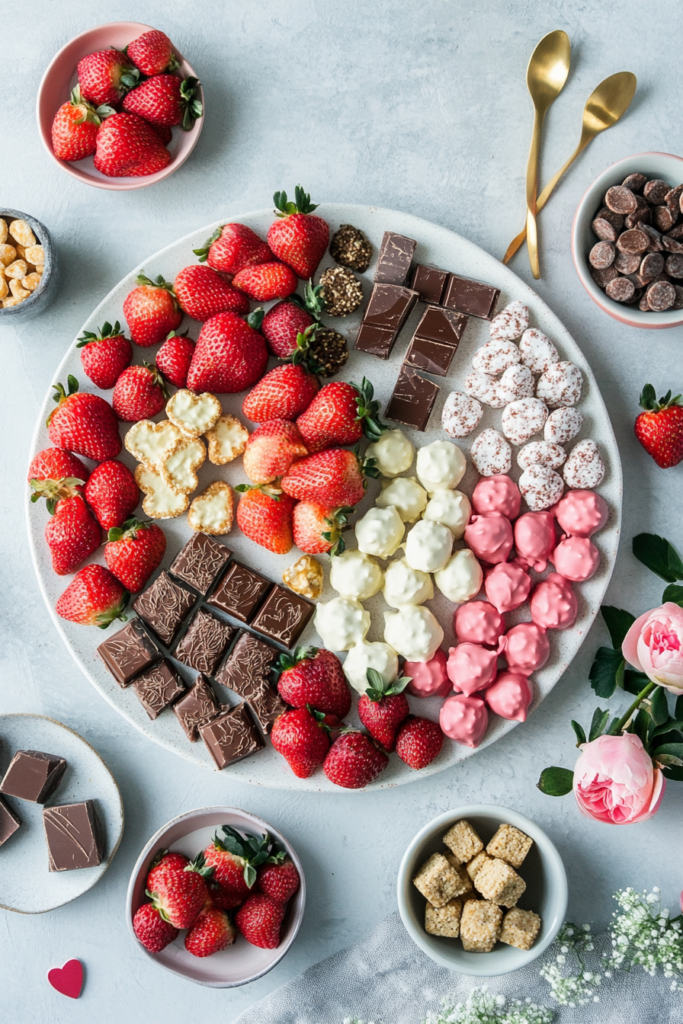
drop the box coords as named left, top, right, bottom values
left=501, top=397, right=548, bottom=446
left=384, top=605, right=444, bottom=663
left=342, top=640, right=399, bottom=695
left=405, top=519, right=453, bottom=573
left=517, top=440, right=566, bottom=470
left=519, top=328, right=559, bottom=375
left=442, top=391, right=483, bottom=438
left=383, top=556, right=434, bottom=607
left=364, top=428, right=414, bottom=477
left=434, top=549, right=483, bottom=603
left=472, top=339, right=521, bottom=376
left=489, top=300, right=530, bottom=342
left=544, top=406, right=583, bottom=445
left=563, top=439, right=605, bottom=489
left=355, top=505, right=405, bottom=558
left=519, top=465, right=564, bottom=511
left=329, top=548, right=383, bottom=601
left=376, top=476, right=427, bottom=522
left=314, top=596, right=370, bottom=652
left=423, top=489, right=471, bottom=539
left=416, top=439, right=466, bottom=492
left=471, top=429, right=512, bottom=476
left=536, top=361, right=583, bottom=407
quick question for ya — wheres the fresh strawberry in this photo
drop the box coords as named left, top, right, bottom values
left=243, top=420, right=308, bottom=484
left=235, top=486, right=295, bottom=554
left=112, top=364, right=168, bottom=421
left=232, top=262, right=298, bottom=302
left=323, top=731, right=388, bottom=789
left=55, top=564, right=128, bottom=628
left=147, top=854, right=212, bottom=930
left=47, top=376, right=122, bottom=461
left=155, top=331, right=195, bottom=387
left=127, top=29, right=179, bottom=76
left=257, top=856, right=300, bottom=904
left=291, top=501, right=349, bottom=555
left=203, top=826, right=272, bottom=898
left=268, top=186, right=330, bottom=279
left=206, top=880, right=245, bottom=911
left=236, top=893, right=286, bottom=949
left=634, top=384, right=683, bottom=468
left=84, top=460, right=139, bottom=530
left=281, top=448, right=375, bottom=507
left=51, top=86, right=107, bottom=161
left=77, top=49, right=139, bottom=107
left=296, top=378, right=385, bottom=453
left=150, top=122, right=173, bottom=145
left=261, top=299, right=316, bottom=359
left=94, top=112, right=171, bottom=178
left=77, top=320, right=132, bottom=389
left=395, top=716, right=444, bottom=769
left=28, top=448, right=89, bottom=512
left=104, top=517, right=166, bottom=592
left=242, top=363, right=319, bottom=423
left=187, top=311, right=267, bottom=393
left=123, top=274, right=182, bottom=347
left=185, top=907, right=237, bottom=957
left=271, top=707, right=330, bottom=778
left=133, top=903, right=179, bottom=953
left=174, top=265, right=250, bottom=321
left=357, top=668, right=411, bottom=753
left=123, top=74, right=202, bottom=130
left=276, top=647, right=351, bottom=718
left=194, top=223, right=273, bottom=274
left=146, top=850, right=189, bottom=892
left=45, top=495, right=102, bottom=576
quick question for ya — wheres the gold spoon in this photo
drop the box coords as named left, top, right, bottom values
left=504, top=71, right=637, bottom=265
left=524, top=30, right=571, bottom=279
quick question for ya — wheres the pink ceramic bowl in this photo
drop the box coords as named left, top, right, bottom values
left=36, top=22, right=204, bottom=191
left=572, top=152, right=683, bottom=329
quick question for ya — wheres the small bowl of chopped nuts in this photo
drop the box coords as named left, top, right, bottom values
left=0, top=210, right=58, bottom=321
left=397, top=805, right=567, bottom=976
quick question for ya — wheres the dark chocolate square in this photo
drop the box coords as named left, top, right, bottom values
left=174, top=609, right=235, bottom=675
left=363, top=283, right=419, bottom=333
left=0, top=797, right=21, bottom=847
left=251, top=585, right=315, bottom=649
left=442, top=274, right=500, bottom=319
left=173, top=674, right=221, bottom=741
left=215, top=631, right=278, bottom=693
left=208, top=563, right=272, bottom=622
left=199, top=703, right=265, bottom=770
left=354, top=322, right=396, bottom=359
left=410, top=265, right=448, bottom=304
left=374, top=231, right=417, bottom=285
left=404, top=335, right=458, bottom=376
left=248, top=685, right=288, bottom=734
left=386, top=365, right=440, bottom=431
left=133, top=571, right=196, bottom=645
left=0, top=750, right=67, bottom=804
left=43, top=800, right=104, bottom=871
left=169, top=533, right=232, bottom=596
left=97, top=618, right=161, bottom=687
left=414, top=306, right=468, bottom=346
left=132, top=660, right=186, bottom=721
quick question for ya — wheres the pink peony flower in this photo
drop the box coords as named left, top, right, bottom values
left=573, top=733, right=665, bottom=825
left=622, top=602, right=683, bottom=695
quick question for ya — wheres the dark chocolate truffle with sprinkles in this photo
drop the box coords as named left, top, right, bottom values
left=329, top=223, right=372, bottom=272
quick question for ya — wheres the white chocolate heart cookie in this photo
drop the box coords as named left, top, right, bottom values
left=519, top=328, right=559, bottom=375
left=501, top=397, right=548, bottom=445
left=135, top=464, right=189, bottom=519
left=563, top=440, right=605, bottom=489
left=205, top=414, right=250, bottom=465
left=471, top=428, right=512, bottom=476
left=161, top=438, right=206, bottom=494
left=166, top=389, right=222, bottom=437
left=125, top=419, right=183, bottom=469
left=536, top=361, right=583, bottom=407
left=519, top=464, right=564, bottom=510
left=187, top=481, right=234, bottom=534
left=490, top=300, right=530, bottom=342
left=544, top=407, right=583, bottom=445
left=442, top=391, right=483, bottom=438
left=517, top=440, right=566, bottom=470
left=472, top=339, right=521, bottom=376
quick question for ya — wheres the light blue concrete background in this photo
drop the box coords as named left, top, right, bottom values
left=2, top=2, right=683, bottom=1020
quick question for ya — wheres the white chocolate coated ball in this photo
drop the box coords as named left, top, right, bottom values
left=434, top=548, right=483, bottom=602
left=384, top=605, right=444, bottom=663
left=383, top=556, right=434, bottom=608
left=423, top=489, right=471, bottom=538
left=314, top=597, right=370, bottom=652
left=376, top=476, right=427, bottom=522
left=364, top=429, right=414, bottom=477
left=405, top=519, right=453, bottom=573
left=342, top=640, right=399, bottom=695
left=354, top=505, right=405, bottom=558
left=416, top=439, right=466, bottom=492
left=329, top=548, right=383, bottom=601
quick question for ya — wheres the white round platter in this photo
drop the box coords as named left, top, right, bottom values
left=0, top=713, right=124, bottom=912
left=26, top=204, right=622, bottom=790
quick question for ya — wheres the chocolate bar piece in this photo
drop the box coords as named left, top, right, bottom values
left=363, top=283, right=419, bottom=334
left=43, top=800, right=104, bottom=871
left=411, top=265, right=448, bottom=304
left=0, top=797, right=21, bottom=847
left=173, top=674, right=221, bottom=741
left=443, top=274, right=500, bottom=319
left=248, top=684, right=288, bottom=734
left=0, top=750, right=67, bottom=803
left=414, top=306, right=468, bottom=346
left=374, top=231, right=417, bottom=286
left=215, top=630, right=278, bottom=693
left=169, top=532, right=231, bottom=596
left=208, top=563, right=271, bottom=622
left=174, top=609, right=235, bottom=675
left=132, top=660, right=186, bottom=721
left=97, top=618, right=161, bottom=687
left=199, top=703, right=265, bottom=770
left=354, top=322, right=396, bottom=359
left=386, top=365, right=440, bottom=431
left=404, top=335, right=459, bottom=376
left=133, top=571, right=196, bottom=645
left=251, top=585, right=315, bottom=648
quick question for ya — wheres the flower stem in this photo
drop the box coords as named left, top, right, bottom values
left=614, top=681, right=656, bottom=733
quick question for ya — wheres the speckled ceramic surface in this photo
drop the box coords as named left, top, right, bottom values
left=26, top=204, right=622, bottom=789
left=0, top=714, right=124, bottom=913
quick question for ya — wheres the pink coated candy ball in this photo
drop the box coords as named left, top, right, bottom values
left=471, top=474, right=521, bottom=519
left=454, top=600, right=505, bottom=647
left=513, top=511, right=556, bottom=572
left=484, top=670, right=532, bottom=721
left=502, top=622, right=550, bottom=673
left=446, top=643, right=498, bottom=696
left=464, top=512, right=513, bottom=565
left=440, top=694, right=489, bottom=747
left=484, top=562, right=531, bottom=614
left=551, top=536, right=600, bottom=582
left=405, top=648, right=451, bottom=698
left=554, top=490, right=608, bottom=538
left=530, top=572, right=578, bottom=630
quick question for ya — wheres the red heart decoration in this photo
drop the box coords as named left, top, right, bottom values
left=47, top=959, right=83, bottom=999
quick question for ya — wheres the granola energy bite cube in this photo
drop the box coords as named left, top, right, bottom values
left=486, top=823, right=533, bottom=868
left=474, top=858, right=526, bottom=908
left=445, top=854, right=474, bottom=896
left=425, top=897, right=462, bottom=938
left=413, top=853, right=462, bottom=908
left=442, top=819, right=484, bottom=864
left=500, top=907, right=541, bottom=950
left=466, top=850, right=491, bottom=881
left=460, top=899, right=503, bottom=952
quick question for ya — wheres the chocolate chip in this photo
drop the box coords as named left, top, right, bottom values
left=646, top=280, right=676, bottom=311
left=640, top=252, right=665, bottom=281
left=605, top=277, right=635, bottom=303
left=589, top=240, right=616, bottom=268
left=665, top=185, right=683, bottom=216
left=605, top=185, right=637, bottom=214
left=614, top=250, right=641, bottom=275
left=665, top=254, right=683, bottom=279
left=624, top=204, right=652, bottom=229
left=590, top=264, right=619, bottom=289
left=673, top=285, right=683, bottom=309
left=639, top=293, right=651, bottom=311
left=616, top=229, right=648, bottom=254
left=644, top=179, right=671, bottom=205
left=668, top=224, right=683, bottom=240
left=655, top=205, right=675, bottom=233
left=621, top=173, right=647, bottom=193
left=597, top=207, right=624, bottom=231
left=591, top=217, right=618, bottom=242
left=662, top=234, right=683, bottom=254
left=638, top=223, right=664, bottom=252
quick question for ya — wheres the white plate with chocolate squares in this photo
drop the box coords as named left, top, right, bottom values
left=27, top=204, right=622, bottom=790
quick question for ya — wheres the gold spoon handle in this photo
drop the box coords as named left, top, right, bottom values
left=525, top=108, right=545, bottom=279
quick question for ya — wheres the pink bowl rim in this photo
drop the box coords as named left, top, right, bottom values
left=35, top=21, right=204, bottom=192
left=571, top=151, right=683, bottom=329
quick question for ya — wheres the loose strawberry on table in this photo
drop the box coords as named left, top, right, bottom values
left=127, top=29, right=180, bottom=77
left=123, top=274, right=182, bottom=347
left=55, top=564, right=128, bottom=628
left=296, top=378, right=385, bottom=453
left=76, top=320, right=132, bottom=389
left=271, top=707, right=331, bottom=778
left=133, top=902, right=179, bottom=954
left=45, top=495, right=102, bottom=576
left=174, top=265, right=250, bottom=321
left=268, top=186, right=330, bottom=279
left=232, top=261, right=298, bottom=302
left=29, top=448, right=89, bottom=512
left=187, top=311, right=267, bottom=393
left=281, top=448, right=374, bottom=508
left=322, top=731, right=389, bottom=789
left=395, top=716, right=444, bottom=770
left=104, top=518, right=166, bottom=592
left=84, top=460, right=139, bottom=530
left=77, top=49, right=140, bottom=107
left=112, top=364, right=167, bottom=421
left=634, top=384, right=683, bottom=468
left=194, top=223, right=273, bottom=274
left=51, top=86, right=108, bottom=162
left=48, top=376, right=122, bottom=461
left=155, top=331, right=195, bottom=388
left=236, top=893, right=286, bottom=949
left=94, top=112, right=171, bottom=178
left=275, top=648, right=351, bottom=718
left=185, top=907, right=237, bottom=957
left=357, top=668, right=411, bottom=753
left=242, top=419, right=308, bottom=484
left=235, top=486, right=295, bottom=554
left=242, top=363, right=319, bottom=423
left=291, top=501, right=350, bottom=556
left=122, top=75, right=202, bottom=131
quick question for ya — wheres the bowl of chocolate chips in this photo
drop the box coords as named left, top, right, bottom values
left=572, top=152, right=683, bottom=328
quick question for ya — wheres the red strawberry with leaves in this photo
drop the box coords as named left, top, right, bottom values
left=94, top=112, right=171, bottom=178
left=48, top=376, right=122, bottom=461
left=296, top=379, right=385, bottom=453
left=185, top=907, right=237, bottom=957
left=243, top=420, right=308, bottom=484
left=51, top=86, right=108, bottom=161
left=194, top=223, right=273, bottom=274
left=242, top=363, right=319, bottom=423
left=123, top=274, right=182, bottom=347
left=77, top=49, right=140, bottom=107
left=28, top=448, right=89, bottom=512
left=112, top=364, right=168, bottom=421
left=357, top=668, right=411, bottom=753
left=127, top=29, right=179, bottom=76
left=236, top=893, right=286, bottom=949
left=146, top=850, right=189, bottom=892
left=55, top=564, right=128, bottom=628
left=395, top=716, right=444, bottom=770
left=271, top=707, right=331, bottom=778
left=123, top=74, right=202, bottom=130
left=77, top=320, right=132, bottom=390
left=323, top=731, right=388, bottom=789
left=260, top=283, right=325, bottom=358
left=45, top=495, right=102, bottom=576
left=281, top=448, right=375, bottom=507
left=84, top=460, right=139, bottom=530
left=292, top=501, right=350, bottom=556
left=276, top=648, right=351, bottom=718
left=232, top=262, right=298, bottom=302
left=147, top=854, right=212, bottom=930
left=174, top=265, right=250, bottom=321
left=104, top=518, right=166, bottom=592
left=187, top=311, right=267, bottom=393
left=155, top=331, right=195, bottom=388
left=203, top=826, right=272, bottom=899
left=133, top=903, right=179, bottom=953
left=268, top=186, right=330, bottom=279
left=257, top=855, right=300, bottom=904
left=235, top=485, right=295, bottom=554
left=634, top=384, right=683, bottom=468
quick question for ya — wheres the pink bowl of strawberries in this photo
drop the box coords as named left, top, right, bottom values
left=37, top=22, right=204, bottom=190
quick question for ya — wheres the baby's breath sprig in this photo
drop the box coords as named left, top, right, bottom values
left=421, top=987, right=553, bottom=1024
left=604, top=887, right=683, bottom=990
left=539, top=922, right=602, bottom=1006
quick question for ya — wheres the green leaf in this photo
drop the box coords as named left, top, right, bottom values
left=624, top=670, right=652, bottom=695
left=570, top=720, right=586, bottom=746
left=662, top=765, right=683, bottom=782
left=589, top=648, right=624, bottom=698
left=67, top=374, right=79, bottom=394
left=601, top=606, right=636, bottom=649
left=243, top=863, right=257, bottom=888
left=676, top=695, right=683, bottom=721
left=588, top=707, right=610, bottom=741
left=662, top=584, right=683, bottom=607
left=631, top=707, right=651, bottom=745
left=537, top=767, right=574, bottom=796
left=652, top=742, right=683, bottom=760
left=649, top=720, right=683, bottom=742
left=632, top=533, right=683, bottom=583
left=649, top=685, right=670, bottom=726
left=607, top=716, right=623, bottom=735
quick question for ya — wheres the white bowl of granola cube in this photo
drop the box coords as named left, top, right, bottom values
left=397, top=805, right=567, bottom=976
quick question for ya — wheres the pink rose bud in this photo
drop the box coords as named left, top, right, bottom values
left=573, top=733, right=665, bottom=825
left=622, top=602, right=683, bottom=695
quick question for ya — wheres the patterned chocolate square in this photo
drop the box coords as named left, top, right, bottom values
left=174, top=609, right=235, bottom=676
left=215, top=631, right=278, bottom=694
left=208, top=563, right=271, bottom=622
left=133, top=571, right=196, bottom=645
left=132, top=660, right=186, bottom=721
left=199, top=703, right=265, bottom=770
left=248, top=684, right=288, bottom=734
left=173, top=674, right=221, bottom=741
left=169, top=533, right=232, bottom=596
left=97, top=618, right=161, bottom=687
left=251, top=585, right=314, bottom=648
